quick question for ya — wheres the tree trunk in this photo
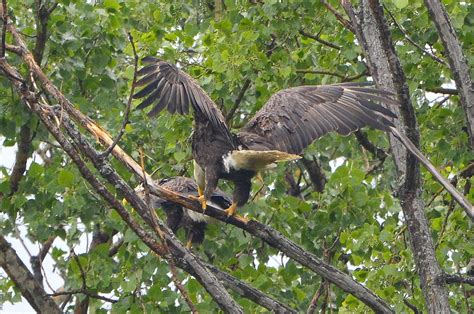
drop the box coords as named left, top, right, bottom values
left=424, top=0, right=474, bottom=150
left=342, top=0, right=451, bottom=312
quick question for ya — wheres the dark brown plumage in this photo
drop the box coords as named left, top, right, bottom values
left=133, top=57, right=398, bottom=217
left=135, top=176, right=231, bottom=247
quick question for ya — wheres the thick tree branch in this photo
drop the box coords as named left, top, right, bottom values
left=354, top=130, right=388, bottom=160
left=424, top=0, right=474, bottom=149
left=7, top=0, right=52, bottom=195
left=445, top=274, right=474, bottom=286
left=301, top=156, right=327, bottom=193
left=342, top=0, right=451, bottom=311
left=0, top=235, right=61, bottom=313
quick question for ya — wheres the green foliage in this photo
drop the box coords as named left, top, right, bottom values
left=0, top=0, right=472, bottom=312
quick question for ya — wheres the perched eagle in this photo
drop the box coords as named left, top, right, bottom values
left=133, top=57, right=398, bottom=217
left=135, top=176, right=231, bottom=248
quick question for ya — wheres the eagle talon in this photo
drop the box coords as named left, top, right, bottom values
left=224, top=203, right=238, bottom=218
left=189, top=194, right=207, bottom=211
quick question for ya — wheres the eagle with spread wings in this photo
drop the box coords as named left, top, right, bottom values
left=133, top=57, right=398, bottom=217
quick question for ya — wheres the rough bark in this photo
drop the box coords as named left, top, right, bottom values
left=0, top=235, right=61, bottom=313
left=9, top=0, right=52, bottom=195
left=9, top=123, right=32, bottom=194
left=342, top=0, right=451, bottom=312
left=424, top=0, right=474, bottom=149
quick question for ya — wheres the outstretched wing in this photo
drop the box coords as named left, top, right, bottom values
left=241, top=83, right=397, bottom=154
left=133, top=57, right=230, bottom=138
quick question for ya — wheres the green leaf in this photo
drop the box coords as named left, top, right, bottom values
left=57, top=169, right=75, bottom=188
left=392, top=0, right=408, bottom=9
left=103, top=0, right=121, bottom=10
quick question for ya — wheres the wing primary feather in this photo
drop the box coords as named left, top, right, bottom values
left=347, top=90, right=398, bottom=105
left=178, top=84, right=189, bottom=114
left=136, top=79, right=167, bottom=112
left=137, top=64, right=159, bottom=76
left=167, top=84, right=178, bottom=114
left=148, top=82, right=172, bottom=117
left=142, top=56, right=162, bottom=63
left=135, top=73, right=159, bottom=87
left=357, top=98, right=398, bottom=119
left=133, top=78, right=160, bottom=99
left=174, top=85, right=184, bottom=114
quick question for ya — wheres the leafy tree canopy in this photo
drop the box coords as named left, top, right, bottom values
left=0, top=0, right=472, bottom=312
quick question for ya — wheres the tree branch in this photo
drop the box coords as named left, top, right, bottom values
left=296, top=68, right=368, bottom=82
left=445, top=274, right=474, bottom=286
left=99, top=32, right=137, bottom=159
left=299, top=29, right=341, bottom=50
left=342, top=0, right=451, bottom=311
left=0, top=56, right=294, bottom=312
left=320, top=0, right=354, bottom=33
left=425, top=87, right=458, bottom=95
left=424, top=0, right=474, bottom=149
left=301, top=156, right=327, bottom=193
left=354, top=130, right=388, bottom=160
left=0, top=235, right=61, bottom=313
left=226, top=78, right=251, bottom=124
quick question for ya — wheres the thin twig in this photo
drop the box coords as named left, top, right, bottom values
left=384, top=5, right=447, bottom=66
left=47, top=2, right=59, bottom=15
left=100, top=32, right=138, bottom=159
left=403, top=299, right=420, bottom=314
left=299, top=29, right=341, bottom=50
left=226, top=78, right=251, bottom=124
left=307, top=281, right=329, bottom=314
left=1, top=0, right=7, bottom=58
left=71, top=249, right=87, bottom=289
left=321, top=0, right=354, bottom=33
left=296, top=68, right=368, bottom=82
left=48, top=290, right=118, bottom=303
left=435, top=199, right=455, bottom=250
